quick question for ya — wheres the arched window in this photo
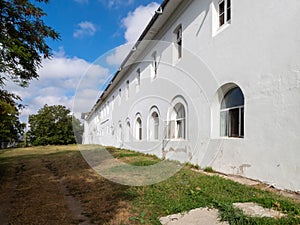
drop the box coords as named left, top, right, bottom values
left=168, top=103, right=186, bottom=139
left=135, top=116, right=142, bottom=140
left=220, top=87, right=244, bottom=138
left=149, top=112, right=159, bottom=140
left=125, top=120, right=130, bottom=142
left=118, top=123, right=123, bottom=142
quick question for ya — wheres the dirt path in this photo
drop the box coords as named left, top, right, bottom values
left=0, top=157, right=89, bottom=225
left=43, top=159, right=91, bottom=225
left=0, top=162, right=22, bottom=224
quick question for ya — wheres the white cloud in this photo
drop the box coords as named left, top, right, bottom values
left=7, top=48, right=110, bottom=123
left=106, top=44, right=133, bottom=66
left=105, top=2, right=159, bottom=66
left=32, top=96, right=73, bottom=109
left=40, top=56, right=93, bottom=80
left=122, top=2, right=159, bottom=43
left=99, top=0, right=134, bottom=8
left=74, top=0, right=89, bottom=4
left=73, top=21, right=97, bottom=38
left=110, top=0, right=134, bottom=8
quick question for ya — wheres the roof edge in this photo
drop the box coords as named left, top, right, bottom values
left=86, top=0, right=171, bottom=120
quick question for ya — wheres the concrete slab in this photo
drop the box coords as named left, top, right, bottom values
left=233, top=202, right=286, bottom=218
left=159, top=208, right=229, bottom=225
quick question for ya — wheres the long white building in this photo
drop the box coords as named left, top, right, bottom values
left=83, top=0, right=300, bottom=192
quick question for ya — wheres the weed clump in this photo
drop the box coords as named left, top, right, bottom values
left=203, top=166, right=215, bottom=173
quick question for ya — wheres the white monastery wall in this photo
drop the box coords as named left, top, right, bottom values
left=83, top=0, right=300, bottom=191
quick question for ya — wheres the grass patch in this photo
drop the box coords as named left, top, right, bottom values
left=0, top=145, right=78, bottom=160
left=130, top=160, right=158, bottom=167
left=203, top=166, right=215, bottom=172
left=129, top=169, right=300, bottom=224
left=116, top=152, right=142, bottom=158
left=107, top=147, right=143, bottom=158
left=185, top=162, right=200, bottom=170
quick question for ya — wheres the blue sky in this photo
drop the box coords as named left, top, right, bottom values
left=42, top=0, right=161, bottom=61
left=8, top=0, right=162, bottom=123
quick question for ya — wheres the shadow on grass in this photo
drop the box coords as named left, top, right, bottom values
left=0, top=146, right=139, bottom=224
left=43, top=150, right=138, bottom=224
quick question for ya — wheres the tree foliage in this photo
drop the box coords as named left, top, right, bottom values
left=0, top=0, right=60, bottom=88
left=0, top=90, right=25, bottom=148
left=72, top=115, right=84, bottom=144
left=0, top=0, right=59, bottom=148
left=28, top=105, right=83, bottom=146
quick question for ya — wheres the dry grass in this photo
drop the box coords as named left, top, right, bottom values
left=0, top=145, right=136, bottom=225
left=0, top=151, right=75, bottom=224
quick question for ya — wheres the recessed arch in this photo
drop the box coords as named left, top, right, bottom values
left=117, top=120, right=123, bottom=145
left=125, top=118, right=131, bottom=142
left=148, top=106, right=160, bottom=141
left=135, top=113, right=142, bottom=141
left=167, top=96, right=188, bottom=140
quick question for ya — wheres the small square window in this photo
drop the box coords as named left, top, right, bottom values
left=219, top=1, right=225, bottom=27
left=151, top=51, right=158, bottom=79
left=126, top=80, right=129, bottom=100
left=136, top=68, right=140, bottom=92
left=176, top=27, right=182, bottom=58
left=218, top=0, right=231, bottom=28
left=173, top=25, right=182, bottom=61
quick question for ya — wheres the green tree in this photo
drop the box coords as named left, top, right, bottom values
left=0, top=90, right=25, bottom=148
left=72, top=115, right=84, bottom=144
left=0, top=0, right=60, bottom=88
left=28, top=104, right=83, bottom=146
left=0, top=0, right=59, bottom=147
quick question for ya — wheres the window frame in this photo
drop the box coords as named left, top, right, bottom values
left=165, top=102, right=186, bottom=140
left=176, top=26, right=182, bottom=59
left=136, top=68, right=141, bottom=93
left=220, top=86, right=244, bottom=138
left=220, top=105, right=244, bottom=138
left=126, top=80, right=129, bottom=100
left=149, top=111, right=159, bottom=141
left=135, top=116, right=142, bottom=141
left=173, top=24, right=182, bottom=62
left=218, top=0, right=231, bottom=28
left=151, top=51, right=158, bottom=79
left=125, top=120, right=131, bottom=142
